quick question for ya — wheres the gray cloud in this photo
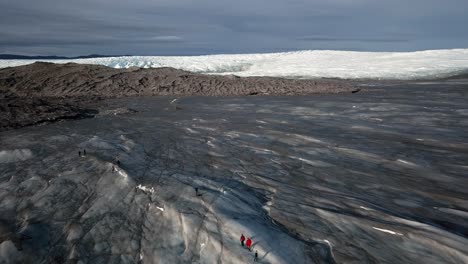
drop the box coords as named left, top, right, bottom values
left=0, top=0, right=467, bottom=55
left=297, top=36, right=409, bottom=43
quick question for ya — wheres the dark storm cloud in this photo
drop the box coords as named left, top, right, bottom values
left=0, top=0, right=467, bottom=55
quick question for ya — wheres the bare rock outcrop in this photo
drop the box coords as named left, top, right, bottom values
left=0, top=62, right=354, bottom=97
left=0, top=62, right=355, bottom=131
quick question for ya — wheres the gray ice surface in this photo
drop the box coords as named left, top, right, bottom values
left=1, top=82, right=468, bottom=263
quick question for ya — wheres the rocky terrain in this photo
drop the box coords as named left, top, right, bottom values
left=0, top=62, right=355, bottom=131
left=0, top=62, right=355, bottom=97
left=0, top=95, right=99, bottom=131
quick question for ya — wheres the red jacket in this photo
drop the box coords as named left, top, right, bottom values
left=246, top=238, right=252, bottom=247
left=240, top=235, right=245, bottom=242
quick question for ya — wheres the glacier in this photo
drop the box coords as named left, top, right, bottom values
left=1, top=49, right=468, bottom=80
left=1, top=83, right=468, bottom=263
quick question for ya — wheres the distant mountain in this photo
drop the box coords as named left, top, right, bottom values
left=0, top=54, right=127, bottom=60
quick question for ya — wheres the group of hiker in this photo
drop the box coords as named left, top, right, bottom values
left=78, top=148, right=123, bottom=173
left=78, top=149, right=87, bottom=157
left=193, top=187, right=259, bottom=261
left=240, top=234, right=259, bottom=262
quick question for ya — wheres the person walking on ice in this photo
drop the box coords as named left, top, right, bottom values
left=254, top=250, right=258, bottom=262
left=240, top=234, right=245, bottom=247
left=246, top=237, right=252, bottom=251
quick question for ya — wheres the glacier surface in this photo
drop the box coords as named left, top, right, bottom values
left=1, top=49, right=468, bottom=80
left=1, top=82, right=468, bottom=263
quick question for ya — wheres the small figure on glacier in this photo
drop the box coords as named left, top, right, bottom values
left=78, top=150, right=81, bottom=157
left=240, top=234, right=245, bottom=247
left=195, top=187, right=199, bottom=196
left=246, top=237, right=252, bottom=251
left=254, top=250, right=258, bottom=262
left=83, top=149, right=86, bottom=156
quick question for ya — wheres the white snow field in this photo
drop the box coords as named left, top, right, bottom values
left=1, top=82, right=468, bottom=263
left=1, top=49, right=468, bottom=80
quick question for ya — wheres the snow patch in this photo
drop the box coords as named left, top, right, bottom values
left=207, top=140, right=216, bottom=148
left=225, top=131, right=240, bottom=138
left=263, top=201, right=273, bottom=213
left=120, top=135, right=136, bottom=152
left=118, top=169, right=127, bottom=178
left=397, top=159, right=418, bottom=167
left=136, top=184, right=155, bottom=194
left=292, top=133, right=324, bottom=144
left=87, top=136, right=113, bottom=150
left=291, top=156, right=332, bottom=167
left=185, top=127, right=199, bottom=134
left=192, top=125, right=216, bottom=131
left=372, top=227, right=403, bottom=236
left=0, top=149, right=33, bottom=163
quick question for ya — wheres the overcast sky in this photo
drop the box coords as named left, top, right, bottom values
left=1, top=0, right=467, bottom=56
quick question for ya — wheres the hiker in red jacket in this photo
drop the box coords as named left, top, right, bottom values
left=240, top=234, right=245, bottom=247
left=246, top=237, right=252, bottom=251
